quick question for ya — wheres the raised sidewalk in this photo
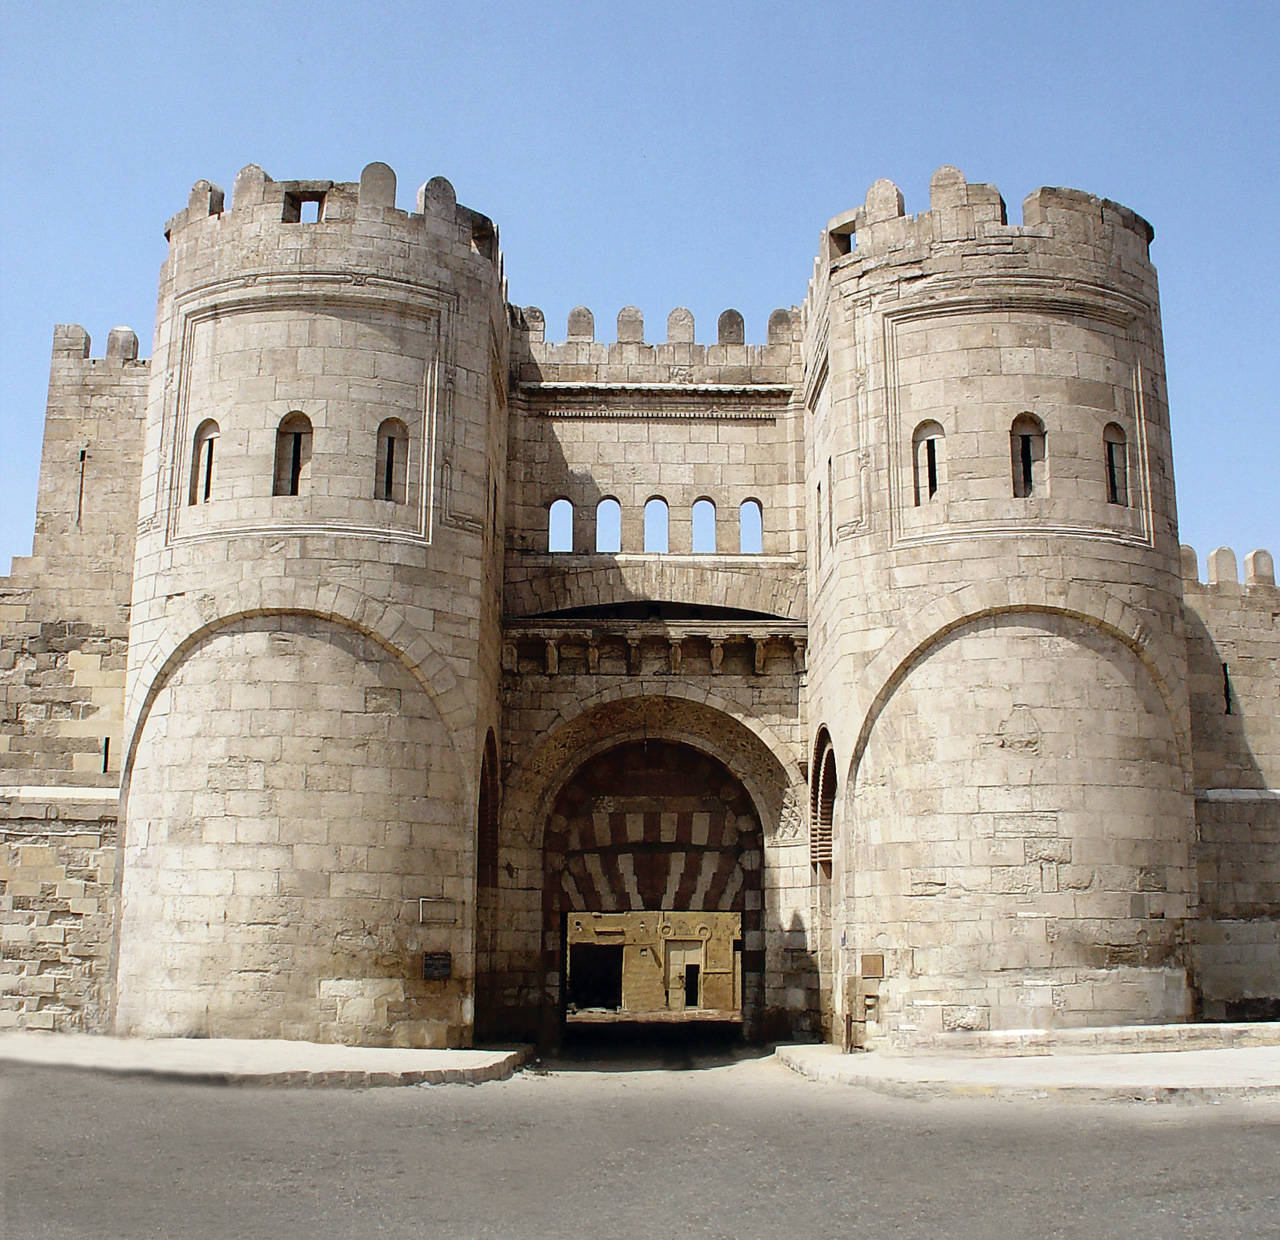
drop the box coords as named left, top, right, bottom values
left=0, top=1032, right=529, bottom=1088
left=777, top=1022, right=1280, bottom=1102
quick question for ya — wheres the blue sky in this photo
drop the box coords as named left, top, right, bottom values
left=1, top=1, right=1276, bottom=574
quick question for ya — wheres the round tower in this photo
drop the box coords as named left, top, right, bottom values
left=803, top=167, right=1195, bottom=1046
left=114, top=164, right=508, bottom=1046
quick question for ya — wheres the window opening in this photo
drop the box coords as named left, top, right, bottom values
left=375, top=418, right=408, bottom=503
left=912, top=421, right=945, bottom=506
left=816, top=482, right=823, bottom=564
left=826, top=457, right=834, bottom=546
left=1223, top=662, right=1233, bottom=715
left=273, top=413, right=312, bottom=497
left=692, top=498, right=716, bottom=553
left=739, top=499, right=763, bottom=554
left=76, top=449, right=86, bottom=527
left=548, top=499, right=573, bottom=552
left=1104, top=424, right=1129, bottom=506
left=101, top=736, right=110, bottom=774
left=1011, top=414, right=1045, bottom=498
left=595, top=498, right=621, bottom=553
left=644, top=497, right=669, bottom=553
left=188, top=420, right=219, bottom=506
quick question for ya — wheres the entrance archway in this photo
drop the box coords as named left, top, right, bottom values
left=544, top=740, right=764, bottom=1040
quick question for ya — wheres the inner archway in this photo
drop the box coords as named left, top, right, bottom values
left=544, top=740, right=764, bottom=1042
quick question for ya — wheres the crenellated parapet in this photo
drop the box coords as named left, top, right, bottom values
left=814, top=166, right=1156, bottom=305
left=511, top=303, right=800, bottom=385
left=1180, top=544, right=1277, bottom=591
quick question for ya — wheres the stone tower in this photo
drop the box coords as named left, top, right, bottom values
left=113, top=164, right=508, bottom=1046
left=802, top=168, right=1196, bottom=1045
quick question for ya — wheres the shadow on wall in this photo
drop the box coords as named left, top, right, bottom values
left=1181, top=549, right=1279, bottom=1021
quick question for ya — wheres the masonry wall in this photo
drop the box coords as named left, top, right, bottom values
left=0, top=326, right=147, bottom=1030
left=803, top=168, right=1196, bottom=1045
left=1182, top=546, right=1280, bottom=1018
left=115, top=164, right=507, bottom=1046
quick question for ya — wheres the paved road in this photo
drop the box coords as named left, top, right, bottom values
left=3, top=1042, right=1278, bottom=1239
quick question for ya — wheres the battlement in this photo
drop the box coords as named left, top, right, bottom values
left=511, top=304, right=799, bottom=386
left=163, top=161, right=500, bottom=265
left=821, top=166, right=1155, bottom=271
left=50, top=324, right=145, bottom=365
left=1181, top=545, right=1277, bottom=591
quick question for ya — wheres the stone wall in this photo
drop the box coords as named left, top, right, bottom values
left=0, top=325, right=147, bottom=1030
left=1182, top=545, right=1280, bottom=1018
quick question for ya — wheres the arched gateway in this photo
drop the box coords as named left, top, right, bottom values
left=478, top=693, right=803, bottom=1047
left=545, top=740, right=764, bottom=1035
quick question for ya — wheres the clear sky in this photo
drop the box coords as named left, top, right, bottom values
left=1, top=1, right=1276, bottom=575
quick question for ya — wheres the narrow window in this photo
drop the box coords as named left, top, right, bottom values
left=816, top=482, right=823, bottom=563
left=644, top=497, right=669, bottom=553
left=101, top=736, right=110, bottom=774
left=1104, top=423, right=1128, bottom=506
left=188, top=419, right=219, bottom=505
left=76, top=449, right=87, bottom=526
left=273, top=412, right=312, bottom=497
left=826, top=457, right=835, bottom=546
left=1011, top=414, right=1046, bottom=498
left=595, top=498, right=621, bottom=553
left=375, top=418, right=409, bottom=502
left=548, top=498, right=573, bottom=552
left=739, top=499, right=763, bottom=554
left=912, top=421, right=945, bottom=506
left=692, top=498, right=716, bottom=553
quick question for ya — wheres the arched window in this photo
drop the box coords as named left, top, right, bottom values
left=477, top=730, right=500, bottom=891
left=739, top=499, right=763, bottom=554
left=548, top=499, right=573, bottom=552
left=912, top=420, right=945, bottom=505
left=1104, top=423, right=1129, bottom=506
left=273, top=412, right=312, bottom=497
left=691, top=498, right=716, bottom=553
left=810, top=731, right=836, bottom=872
left=188, top=419, right=218, bottom=505
left=1011, top=413, right=1046, bottom=498
left=644, top=497, right=669, bottom=553
left=595, top=497, right=621, bottom=553
left=375, top=418, right=409, bottom=503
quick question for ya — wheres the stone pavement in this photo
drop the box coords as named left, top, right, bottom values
left=0, top=1031, right=529, bottom=1088
left=776, top=1040, right=1280, bottom=1103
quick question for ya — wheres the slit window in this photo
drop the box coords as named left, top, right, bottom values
left=644, top=497, right=669, bottom=553
left=1104, top=423, right=1129, bottom=506
left=912, top=421, right=945, bottom=505
left=548, top=498, right=573, bottom=552
left=595, top=498, right=621, bottom=553
left=273, top=412, right=313, bottom=497
left=739, top=499, right=763, bottom=554
left=375, top=418, right=409, bottom=503
left=826, top=457, right=834, bottom=545
left=692, top=498, right=716, bottom=553
left=1011, top=413, right=1046, bottom=498
left=188, top=419, right=219, bottom=505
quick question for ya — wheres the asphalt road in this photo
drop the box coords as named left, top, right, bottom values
left=2, top=1041, right=1278, bottom=1239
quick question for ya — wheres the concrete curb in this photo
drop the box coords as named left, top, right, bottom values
left=0, top=1033, right=532, bottom=1089
left=774, top=1043, right=1280, bottom=1104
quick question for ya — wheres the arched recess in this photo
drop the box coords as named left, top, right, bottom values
left=843, top=583, right=1191, bottom=793
left=489, top=689, right=805, bottom=1044
left=114, top=611, right=471, bottom=1045
left=474, top=729, right=503, bottom=1040
left=122, top=579, right=469, bottom=799
left=545, top=739, right=764, bottom=1032
left=844, top=607, right=1194, bottom=1036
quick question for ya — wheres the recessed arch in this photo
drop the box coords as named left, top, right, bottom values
left=375, top=417, right=409, bottom=503
left=1104, top=422, right=1129, bottom=506
left=188, top=419, right=219, bottom=505
left=1011, top=412, right=1046, bottom=498
left=911, top=419, right=945, bottom=505
left=273, top=411, right=313, bottom=496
